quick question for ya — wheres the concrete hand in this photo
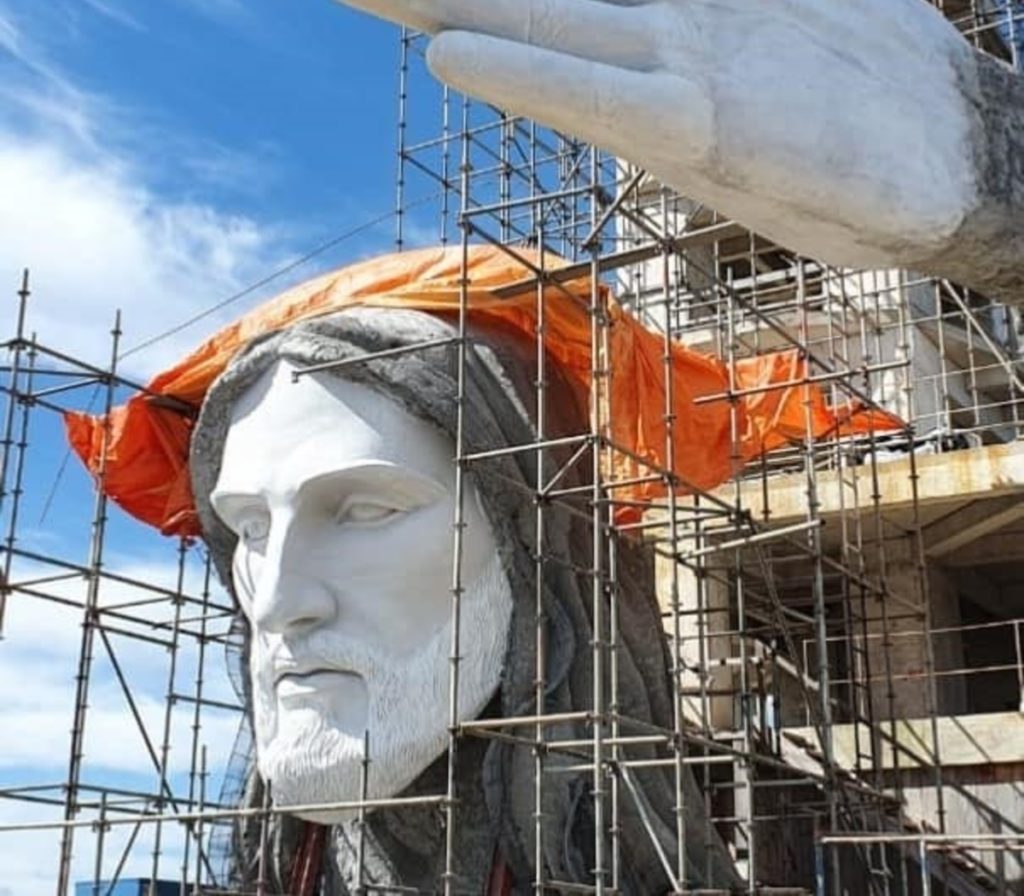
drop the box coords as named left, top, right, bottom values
left=335, top=0, right=982, bottom=272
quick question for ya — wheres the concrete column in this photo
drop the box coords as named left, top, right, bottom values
left=656, top=547, right=735, bottom=731
left=865, top=539, right=965, bottom=722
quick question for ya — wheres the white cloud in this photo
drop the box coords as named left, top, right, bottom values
left=81, top=0, right=146, bottom=32
left=0, top=796, right=196, bottom=896
left=0, top=4, right=291, bottom=380
left=0, top=137, right=284, bottom=379
left=0, top=555, right=241, bottom=773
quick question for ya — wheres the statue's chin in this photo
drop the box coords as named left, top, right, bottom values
left=258, top=717, right=449, bottom=824
left=292, top=806, right=358, bottom=825
left=258, top=724, right=366, bottom=822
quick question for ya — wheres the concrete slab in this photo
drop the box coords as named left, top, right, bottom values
left=719, top=441, right=1024, bottom=525
left=785, top=711, right=1024, bottom=771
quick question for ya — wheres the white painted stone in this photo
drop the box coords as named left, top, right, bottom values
left=212, top=360, right=512, bottom=821
left=337, top=0, right=980, bottom=272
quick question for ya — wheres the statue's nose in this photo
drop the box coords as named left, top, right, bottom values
left=250, top=529, right=337, bottom=636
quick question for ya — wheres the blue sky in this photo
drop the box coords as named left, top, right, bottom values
left=0, top=0, right=414, bottom=378
left=0, top=2, right=426, bottom=892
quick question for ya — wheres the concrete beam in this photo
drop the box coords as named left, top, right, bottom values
left=723, top=442, right=1024, bottom=525
left=923, top=497, right=1024, bottom=558
left=943, top=529, right=1024, bottom=567
left=784, top=711, right=1024, bottom=770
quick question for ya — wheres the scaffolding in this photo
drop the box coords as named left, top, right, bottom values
left=0, top=273, right=246, bottom=893
left=1, top=1, right=1024, bottom=894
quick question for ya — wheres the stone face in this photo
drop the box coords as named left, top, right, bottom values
left=193, top=310, right=743, bottom=891
left=211, top=360, right=511, bottom=821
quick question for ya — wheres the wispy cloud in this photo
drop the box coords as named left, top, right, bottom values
left=0, top=3, right=294, bottom=377
left=0, top=6, right=105, bottom=149
left=162, top=132, right=284, bottom=196
left=0, top=136, right=284, bottom=376
left=0, top=554, right=240, bottom=894
left=81, top=0, right=146, bottom=32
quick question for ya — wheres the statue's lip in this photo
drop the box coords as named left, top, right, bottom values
left=273, top=664, right=358, bottom=687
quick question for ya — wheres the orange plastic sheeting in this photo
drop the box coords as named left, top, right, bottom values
left=64, top=245, right=902, bottom=538
left=734, top=351, right=902, bottom=453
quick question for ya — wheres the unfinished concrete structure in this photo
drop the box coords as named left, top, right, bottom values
left=1, top=0, right=1022, bottom=893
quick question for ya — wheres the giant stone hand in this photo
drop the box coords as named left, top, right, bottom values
left=336, top=0, right=1024, bottom=303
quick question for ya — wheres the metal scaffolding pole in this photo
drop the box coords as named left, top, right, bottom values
left=55, top=311, right=122, bottom=896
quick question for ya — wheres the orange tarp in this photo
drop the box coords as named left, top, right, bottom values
left=65, top=245, right=902, bottom=537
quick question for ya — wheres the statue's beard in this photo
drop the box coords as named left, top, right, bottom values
left=250, top=553, right=512, bottom=822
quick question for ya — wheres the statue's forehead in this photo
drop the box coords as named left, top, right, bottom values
left=214, top=359, right=456, bottom=499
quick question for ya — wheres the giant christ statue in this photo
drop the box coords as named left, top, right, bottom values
left=67, top=0, right=1024, bottom=891
left=70, top=246, right=772, bottom=891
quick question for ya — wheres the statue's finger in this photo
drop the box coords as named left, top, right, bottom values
left=335, top=0, right=438, bottom=33
left=338, top=0, right=657, bottom=69
left=427, top=30, right=713, bottom=170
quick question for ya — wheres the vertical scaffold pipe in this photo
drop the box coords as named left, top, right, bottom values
left=440, top=83, right=452, bottom=246
left=356, top=730, right=370, bottom=895
left=796, top=260, right=840, bottom=896
left=533, top=226, right=548, bottom=896
left=91, top=791, right=108, bottom=896
left=2, top=328, right=36, bottom=639
left=395, top=27, right=410, bottom=252
left=182, top=553, right=215, bottom=892
left=442, top=111, right=472, bottom=896
left=724, top=261, right=756, bottom=895
left=660, top=187, right=689, bottom=894
left=149, top=539, right=189, bottom=893
left=588, top=145, right=607, bottom=896
left=0, top=269, right=30, bottom=634
left=194, top=745, right=208, bottom=886
left=602, top=190, right=622, bottom=889
left=55, top=310, right=122, bottom=896
left=255, top=781, right=272, bottom=896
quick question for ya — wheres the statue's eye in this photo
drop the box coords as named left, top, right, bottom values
left=336, top=501, right=399, bottom=527
left=239, top=513, right=270, bottom=545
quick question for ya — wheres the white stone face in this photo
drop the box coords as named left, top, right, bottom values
left=211, top=360, right=512, bottom=821
left=339, top=0, right=980, bottom=269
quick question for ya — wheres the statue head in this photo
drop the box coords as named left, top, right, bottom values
left=190, top=305, right=738, bottom=892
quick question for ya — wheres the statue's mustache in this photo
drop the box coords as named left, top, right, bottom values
left=257, top=634, right=393, bottom=687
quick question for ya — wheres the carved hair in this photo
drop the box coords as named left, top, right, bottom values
left=191, top=307, right=738, bottom=893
